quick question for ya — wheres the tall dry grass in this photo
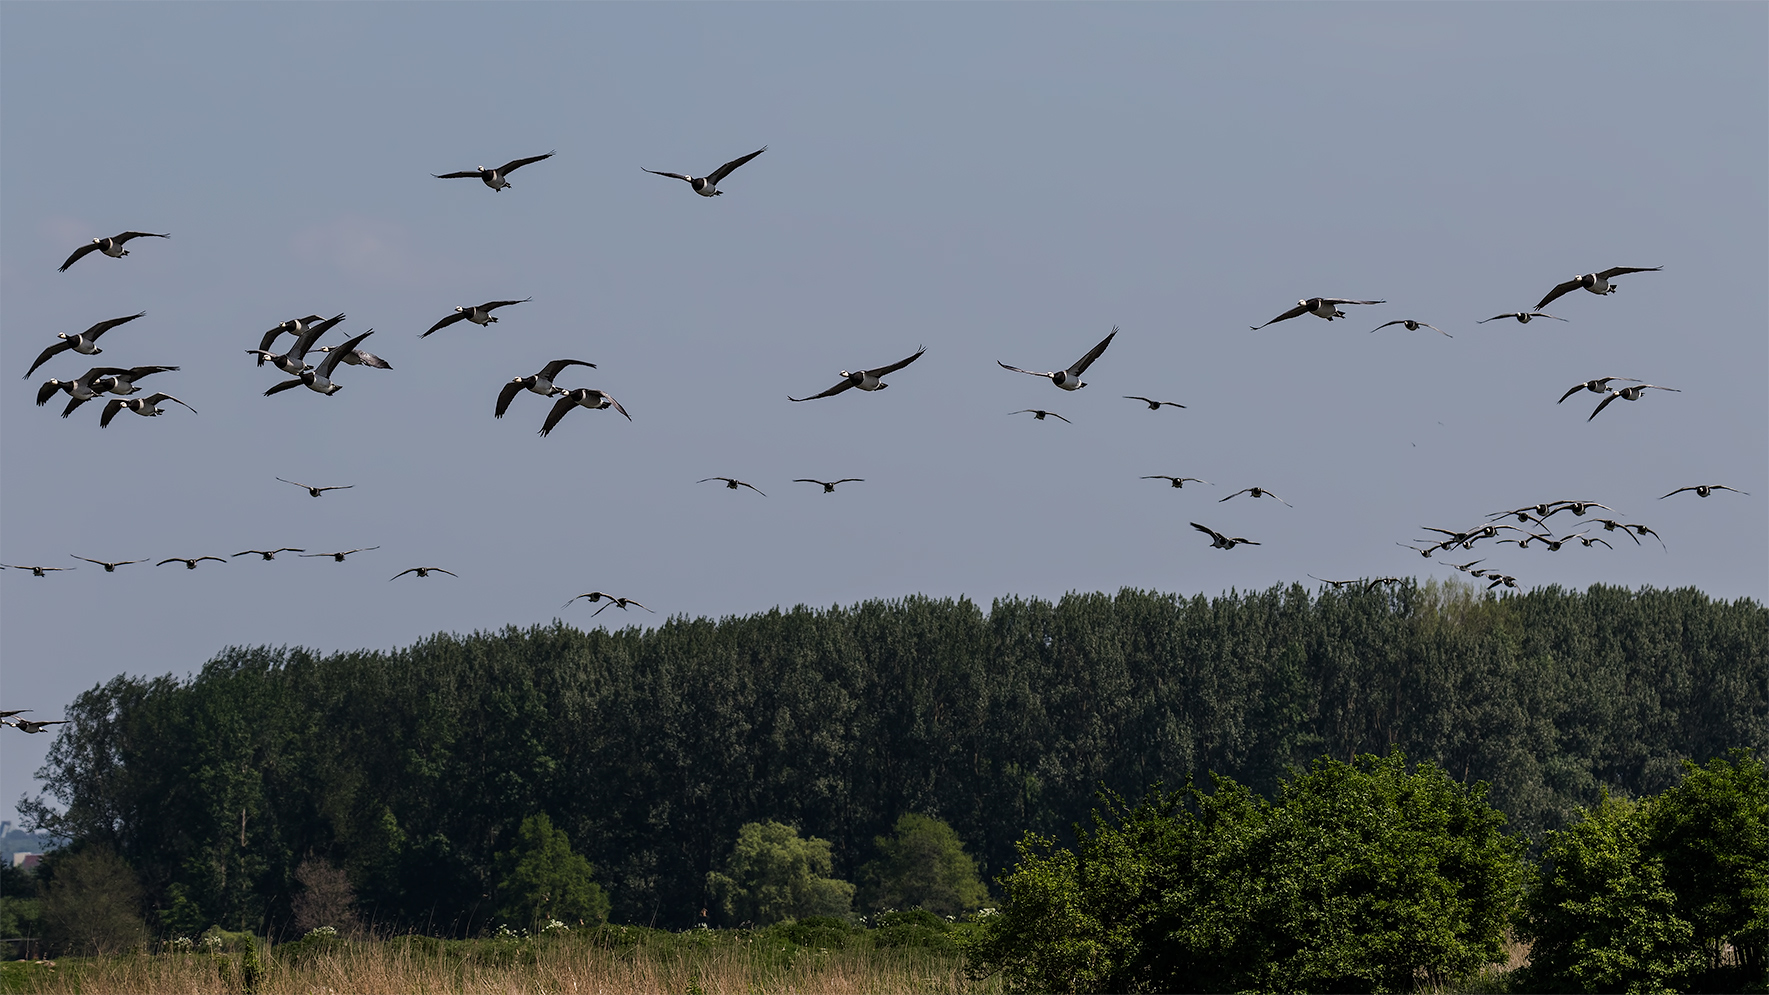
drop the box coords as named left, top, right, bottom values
left=4, top=933, right=1000, bottom=995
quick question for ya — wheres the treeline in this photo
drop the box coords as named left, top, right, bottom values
left=22, top=580, right=1767, bottom=934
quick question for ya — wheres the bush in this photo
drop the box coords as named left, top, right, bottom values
left=971, top=752, right=1526, bottom=993
left=706, top=821, right=854, bottom=926
left=776, top=914, right=862, bottom=949
left=873, top=908, right=959, bottom=953
left=859, top=814, right=990, bottom=915
left=290, top=858, right=362, bottom=937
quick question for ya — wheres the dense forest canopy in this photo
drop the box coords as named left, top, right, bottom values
left=22, top=580, right=1767, bottom=934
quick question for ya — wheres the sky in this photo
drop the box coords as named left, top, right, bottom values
left=2, top=3, right=1764, bottom=829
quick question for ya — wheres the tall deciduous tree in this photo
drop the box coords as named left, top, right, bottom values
left=858, top=814, right=989, bottom=914
left=705, top=821, right=853, bottom=925
left=494, top=814, right=609, bottom=929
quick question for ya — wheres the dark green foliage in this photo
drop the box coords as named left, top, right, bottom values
left=18, top=582, right=1766, bottom=932
left=970, top=753, right=1526, bottom=993
left=706, top=821, right=853, bottom=925
left=494, top=814, right=609, bottom=929
left=1518, top=751, right=1769, bottom=993
left=858, top=814, right=989, bottom=914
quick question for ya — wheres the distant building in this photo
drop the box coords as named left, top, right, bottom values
left=11, top=853, right=38, bottom=870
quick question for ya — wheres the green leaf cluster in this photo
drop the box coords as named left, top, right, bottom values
left=706, top=821, right=853, bottom=925
left=1517, top=749, right=1768, bottom=993
left=858, top=813, right=989, bottom=915
left=970, top=752, right=1525, bottom=993
left=493, top=813, right=610, bottom=930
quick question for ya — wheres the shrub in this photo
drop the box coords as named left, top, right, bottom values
left=40, top=845, right=148, bottom=956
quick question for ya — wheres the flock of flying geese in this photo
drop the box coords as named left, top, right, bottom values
left=7, top=145, right=1755, bottom=728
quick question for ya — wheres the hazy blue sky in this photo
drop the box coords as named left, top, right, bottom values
left=3, top=3, right=1764, bottom=827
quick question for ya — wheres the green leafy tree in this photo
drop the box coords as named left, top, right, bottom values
left=1648, top=750, right=1769, bottom=988
left=973, top=752, right=1526, bottom=993
left=706, top=821, right=853, bottom=925
left=40, top=845, right=148, bottom=956
left=1516, top=793, right=1695, bottom=993
left=858, top=814, right=989, bottom=914
left=493, top=814, right=609, bottom=929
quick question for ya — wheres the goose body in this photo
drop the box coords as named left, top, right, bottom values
left=789, top=347, right=925, bottom=401
left=72, top=556, right=148, bottom=572
left=1370, top=319, right=1449, bottom=337
left=58, top=231, right=169, bottom=272
left=25, top=312, right=147, bottom=378
left=496, top=359, right=597, bottom=417
left=642, top=147, right=766, bottom=197
left=1250, top=298, right=1384, bottom=329
left=3, top=563, right=72, bottom=577
left=1661, top=484, right=1748, bottom=499
left=265, top=331, right=375, bottom=396
left=38, top=367, right=127, bottom=411
left=794, top=478, right=863, bottom=493
left=998, top=327, right=1117, bottom=391
left=1535, top=266, right=1662, bottom=311
left=1190, top=522, right=1260, bottom=549
left=1587, top=383, right=1679, bottom=421
left=539, top=388, right=630, bottom=436
left=100, top=392, right=196, bottom=427
left=1477, top=311, right=1566, bottom=324
left=391, top=566, right=457, bottom=580
left=698, top=477, right=765, bottom=495
left=94, top=365, right=179, bottom=396
left=248, top=313, right=346, bottom=374
left=424, top=299, right=530, bottom=337
left=433, top=152, right=555, bottom=191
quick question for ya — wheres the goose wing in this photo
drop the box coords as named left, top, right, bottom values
left=1369, top=321, right=1405, bottom=332
left=1596, top=265, right=1662, bottom=280
left=497, top=152, right=555, bottom=175
left=316, top=331, right=374, bottom=378
left=1219, top=489, right=1253, bottom=502
left=433, top=170, right=485, bottom=179
left=1557, top=381, right=1593, bottom=404
left=122, top=365, right=179, bottom=381
left=25, top=340, right=73, bottom=379
left=598, top=392, right=631, bottom=421
left=422, top=311, right=466, bottom=337
left=539, top=393, right=578, bottom=436
left=495, top=380, right=526, bottom=418
left=707, top=147, right=766, bottom=185
left=480, top=298, right=531, bottom=312
left=1251, top=304, right=1310, bottom=330
left=789, top=378, right=857, bottom=402
left=98, top=398, right=127, bottom=427
left=58, top=242, right=100, bottom=272
left=264, top=378, right=306, bottom=396
left=538, top=359, right=596, bottom=380
left=641, top=167, right=694, bottom=182
left=996, top=361, right=1052, bottom=378
left=1321, top=298, right=1383, bottom=306
left=351, top=348, right=391, bottom=369
left=866, top=346, right=926, bottom=378
left=1535, top=277, right=1585, bottom=311
left=143, top=392, right=196, bottom=414
left=114, top=231, right=169, bottom=244
left=1067, top=327, right=1117, bottom=375
left=291, top=314, right=347, bottom=360
left=1587, top=391, right=1621, bottom=421
left=36, top=379, right=68, bottom=406
left=1190, top=522, right=1227, bottom=543
left=87, top=311, right=148, bottom=340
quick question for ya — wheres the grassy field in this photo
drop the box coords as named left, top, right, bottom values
left=0, top=926, right=1001, bottom=995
